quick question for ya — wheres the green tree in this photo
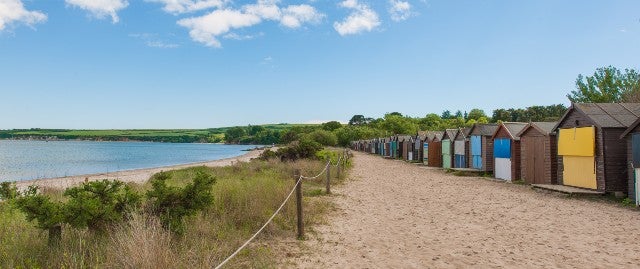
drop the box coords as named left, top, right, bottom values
left=348, top=115, right=368, bottom=125
left=441, top=110, right=452, bottom=119
left=247, top=125, right=265, bottom=136
left=224, top=127, right=246, bottom=143
left=418, top=113, right=443, bottom=131
left=15, top=186, right=65, bottom=245
left=381, top=114, right=418, bottom=134
left=467, top=109, right=487, bottom=121
left=567, top=66, right=640, bottom=103
left=322, top=121, right=343, bottom=131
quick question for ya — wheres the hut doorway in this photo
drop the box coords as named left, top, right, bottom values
left=471, top=135, right=482, bottom=169
left=558, top=127, right=596, bottom=189
left=523, top=136, right=547, bottom=184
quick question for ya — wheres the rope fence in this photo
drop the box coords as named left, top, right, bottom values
left=214, top=150, right=349, bottom=269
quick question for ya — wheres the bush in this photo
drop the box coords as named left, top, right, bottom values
left=14, top=186, right=65, bottom=244
left=146, top=171, right=216, bottom=235
left=64, top=180, right=141, bottom=233
left=304, top=130, right=338, bottom=146
left=258, top=148, right=278, bottom=160
left=276, top=139, right=323, bottom=161
left=0, top=181, right=18, bottom=201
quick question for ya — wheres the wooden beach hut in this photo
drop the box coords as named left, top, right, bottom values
left=491, top=122, right=527, bottom=181
left=516, top=122, right=558, bottom=185
left=423, top=132, right=433, bottom=165
left=415, top=131, right=427, bottom=163
left=453, top=128, right=469, bottom=168
left=428, top=131, right=444, bottom=167
left=621, top=117, right=640, bottom=206
left=468, top=123, right=499, bottom=172
left=441, top=129, right=458, bottom=169
left=553, top=103, right=640, bottom=192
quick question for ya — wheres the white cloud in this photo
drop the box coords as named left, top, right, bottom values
left=65, top=0, right=128, bottom=23
left=334, top=0, right=380, bottom=36
left=177, top=9, right=261, bottom=47
left=129, top=32, right=180, bottom=48
left=0, top=0, right=47, bottom=31
left=178, top=0, right=324, bottom=47
left=280, top=4, right=324, bottom=28
left=389, top=0, right=412, bottom=22
left=223, top=32, right=263, bottom=40
left=146, top=0, right=226, bottom=15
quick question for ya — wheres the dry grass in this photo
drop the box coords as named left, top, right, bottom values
left=0, top=150, right=349, bottom=268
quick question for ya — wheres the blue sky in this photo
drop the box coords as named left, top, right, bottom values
left=0, top=0, right=639, bottom=129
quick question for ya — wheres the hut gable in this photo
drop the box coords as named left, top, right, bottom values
left=432, top=131, right=444, bottom=142
left=517, top=122, right=557, bottom=137
left=492, top=122, right=528, bottom=140
left=443, top=129, right=458, bottom=141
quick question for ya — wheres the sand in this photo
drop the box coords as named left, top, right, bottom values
left=15, top=149, right=266, bottom=190
left=288, top=151, right=640, bottom=268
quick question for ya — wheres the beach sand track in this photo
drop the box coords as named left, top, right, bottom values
left=287, top=152, right=640, bottom=268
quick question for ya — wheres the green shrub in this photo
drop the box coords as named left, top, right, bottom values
left=146, top=171, right=216, bottom=235
left=64, top=180, right=141, bottom=233
left=304, top=130, right=338, bottom=146
left=0, top=181, right=18, bottom=201
left=14, top=186, right=65, bottom=244
left=276, top=138, right=323, bottom=161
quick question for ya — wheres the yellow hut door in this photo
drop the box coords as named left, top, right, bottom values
left=558, top=127, right=597, bottom=189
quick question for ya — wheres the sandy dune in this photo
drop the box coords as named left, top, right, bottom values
left=15, top=149, right=265, bottom=190
left=290, top=152, right=640, bottom=268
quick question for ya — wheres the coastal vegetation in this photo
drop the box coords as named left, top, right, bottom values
left=0, top=147, right=350, bottom=268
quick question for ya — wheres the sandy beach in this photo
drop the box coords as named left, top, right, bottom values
left=287, top=151, right=640, bottom=268
left=15, top=148, right=266, bottom=190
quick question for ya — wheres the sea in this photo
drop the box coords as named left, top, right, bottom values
left=0, top=140, right=258, bottom=182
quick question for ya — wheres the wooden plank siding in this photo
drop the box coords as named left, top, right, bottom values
left=519, top=126, right=558, bottom=185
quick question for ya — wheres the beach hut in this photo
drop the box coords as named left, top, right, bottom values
left=468, top=123, right=499, bottom=172
left=553, top=103, right=640, bottom=192
left=621, top=117, right=640, bottom=205
left=491, top=122, right=528, bottom=181
left=428, top=131, right=444, bottom=167
left=415, top=131, right=427, bottom=163
left=423, top=132, right=433, bottom=165
left=453, top=128, right=469, bottom=168
left=398, top=135, right=412, bottom=160
left=441, top=129, right=458, bottom=169
left=516, top=122, right=558, bottom=185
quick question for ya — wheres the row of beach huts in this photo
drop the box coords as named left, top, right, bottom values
left=351, top=103, right=640, bottom=206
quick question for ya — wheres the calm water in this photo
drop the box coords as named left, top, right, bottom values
left=0, top=140, right=257, bottom=182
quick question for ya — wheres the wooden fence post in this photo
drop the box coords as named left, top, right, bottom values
left=294, top=169, right=304, bottom=239
left=325, top=160, right=331, bottom=194
left=337, top=158, right=341, bottom=179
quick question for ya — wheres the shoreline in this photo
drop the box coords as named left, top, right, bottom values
left=15, top=148, right=267, bottom=190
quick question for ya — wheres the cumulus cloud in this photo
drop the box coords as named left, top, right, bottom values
left=0, top=0, right=47, bottom=31
left=146, top=0, right=226, bottom=15
left=334, top=0, right=380, bottom=36
left=65, top=0, right=128, bottom=23
left=178, top=0, right=323, bottom=47
left=280, top=4, right=324, bottom=28
left=389, top=0, right=412, bottom=21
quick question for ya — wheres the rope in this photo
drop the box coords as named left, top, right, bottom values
left=215, top=154, right=342, bottom=268
left=214, top=175, right=303, bottom=269
left=301, top=162, right=330, bottom=180
left=331, top=156, right=343, bottom=167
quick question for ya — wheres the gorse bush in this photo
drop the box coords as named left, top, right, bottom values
left=146, top=171, right=216, bottom=235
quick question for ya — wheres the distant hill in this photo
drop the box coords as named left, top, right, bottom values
left=0, top=124, right=319, bottom=143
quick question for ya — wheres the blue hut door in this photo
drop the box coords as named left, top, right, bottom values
left=494, top=138, right=512, bottom=180
left=471, top=135, right=482, bottom=169
left=423, top=142, right=429, bottom=165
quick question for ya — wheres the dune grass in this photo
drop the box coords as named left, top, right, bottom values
left=0, top=153, right=349, bottom=268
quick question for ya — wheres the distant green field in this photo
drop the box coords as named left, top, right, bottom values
left=0, top=124, right=318, bottom=143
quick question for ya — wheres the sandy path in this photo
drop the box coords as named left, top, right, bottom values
left=15, top=149, right=266, bottom=190
left=291, top=152, right=640, bottom=268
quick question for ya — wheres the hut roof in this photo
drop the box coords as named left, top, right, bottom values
left=620, top=117, right=640, bottom=138
left=468, top=123, right=499, bottom=136
left=417, top=131, right=428, bottom=141
left=515, top=122, right=557, bottom=137
left=492, top=122, right=528, bottom=140
left=554, top=103, right=640, bottom=130
left=432, top=131, right=444, bottom=141
left=444, top=129, right=459, bottom=140
left=454, top=127, right=470, bottom=140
